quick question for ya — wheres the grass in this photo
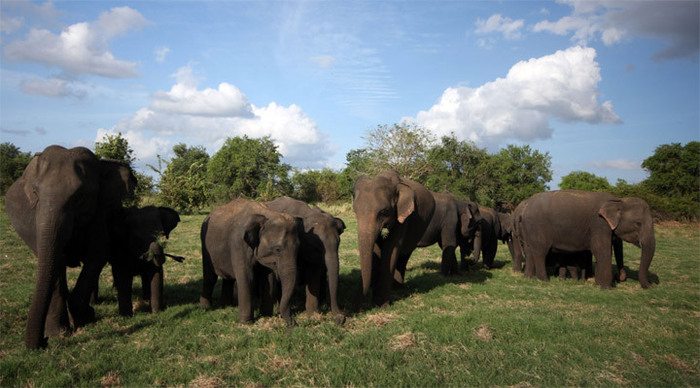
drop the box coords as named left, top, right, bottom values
left=1, top=201, right=699, bottom=386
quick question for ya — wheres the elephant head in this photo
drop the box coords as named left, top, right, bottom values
left=352, top=170, right=418, bottom=297
left=459, top=200, right=482, bottom=239
left=244, top=211, right=301, bottom=325
left=598, top=197, right=656, bottom=288
left=4, top=145, right=136, bottom=349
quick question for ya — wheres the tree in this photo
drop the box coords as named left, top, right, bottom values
left=642, top=142, right=700, bottom=200
left=207, top=136, right=291, bottom=201
left=425, top=135, right=490, bottom=201
left=488, top=145, right=552, bottom=209
left=559, top=171, right=611, bottom=191
left=292, top=168, right=344, bottom=203
left=159, top=144, right=211, bottom=213
left=362, top=123, right=435, bottom=181
left=94, top=132, right=135, bottom=165
left=0, top=142, right=32, bottom=194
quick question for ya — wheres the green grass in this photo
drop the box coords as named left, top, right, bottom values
left=1, top=201, right=699, bottom=386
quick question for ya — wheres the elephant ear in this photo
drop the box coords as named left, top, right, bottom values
left=22, top=157, right=40, bottom=209
left=599, top=200, right=622, bottom=231
left=396, top=183, right=415, bottom=224
left=158, top=207, right=181, bottom=238
left=244, top=214, right=267, bottom=249
left=334, top=217, right=346, bottom=235
left=459, top=209, right=472, bottom=237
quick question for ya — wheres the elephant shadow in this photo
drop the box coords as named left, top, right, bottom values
left=620, top=266, right=660, bottom=286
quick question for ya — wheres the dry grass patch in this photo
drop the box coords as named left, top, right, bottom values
left=389, top=331, right=422, bottom=351
left=663, top=354, right=695, bottom=373
left=474, top=324, right=493, bottom=342
left=100, top=371, right=121, bottom=387
left=597, top=369, right=629, bottom=385
left=188, top=374, right=224, bottom=388
left=364, top=311, right=398, bottom=327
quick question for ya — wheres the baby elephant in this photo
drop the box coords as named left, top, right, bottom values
left=200, top=199, right=301, bottom=326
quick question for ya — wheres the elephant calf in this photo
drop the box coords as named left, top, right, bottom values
left=200, top=199, right=301, bottom=326
left=470, top=207, right=511, bottom=269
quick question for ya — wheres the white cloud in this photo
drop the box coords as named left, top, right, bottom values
left=533, top=1, right=699, bottom=60
left=105, top=66, right=330, bottom=167
left=20, top=77, right=87, bottom=98
left=592, top=159, right=640, bottom=170
left=1, top=16, right=23, bottom=34
left=3, top=6, right=148, bottom=77
left=410, top=46, right=620, bottom=146
left=154, top=46, right=170, bottom=63
left=475, top=14, right=525, bottom=40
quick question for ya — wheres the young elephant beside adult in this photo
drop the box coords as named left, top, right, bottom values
left=470, top=207, right=511, bottom=269
left=353, top=170, right=435, bottom=306
left=265, top=196, right=346, bottom=324
left=200, top=199, right=301, bottom=326
left=517, top=190, right=654, bottom=289
left=4, top=145, right=137, bottom=349
left=97, top=206, right=182, bottom=316
left=417, top=192, right=481, bottom=275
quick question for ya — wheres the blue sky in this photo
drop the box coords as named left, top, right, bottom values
left=1, top=0, right=698, bottom=188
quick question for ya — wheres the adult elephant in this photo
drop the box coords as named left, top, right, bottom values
left=353, top=170, right=435, bottom=306
left=265, top=196, right=346, bottom=324
left=417, top=192, right=480, bottom=275
left=470, top=207, right=511, bottom=269
left=95, top=206, right=182, bottom=315
left=517, top=190, right=654, bottom=289
left=4, top=145, right=136, bottom=349
left=200, top=199, right=301, bottom=326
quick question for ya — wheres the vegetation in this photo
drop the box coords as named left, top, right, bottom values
left=158, top=144, right=211, bottom=214
left=0, top=200, right=698, bottom=386
left=560, top=171, right=612, bottom=191
left=94, top=132, right=154, bottom=203
left=0, top=142, right=32, bottom=195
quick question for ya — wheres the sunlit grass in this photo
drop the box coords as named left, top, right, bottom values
left=1, top=201, right=698, bottom=386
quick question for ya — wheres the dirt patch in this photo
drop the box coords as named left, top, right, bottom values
left=664, top=354, right=695, bottom=373
left=474, top=324, right=493, bottom=342
left=100, top=371, right=121, bottom=387
left=188, top=375, right=224, bottom=388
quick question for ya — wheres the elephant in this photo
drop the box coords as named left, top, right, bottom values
left=469, top=207, right=511, bottom=269
left=265, top=196, right=346, bottom=324
left=417, top=192, right=481, bottom=275
left=94, top=206, right=182, bottom=315
left=4, top=145, right=137, bottom=349
left=516, top=190, right=654, bottom=289
left=546, top=250, right=594, bottom=280
left=353, top=170, right=435, bottom=306
left=200, top=199, right=301, bottom=326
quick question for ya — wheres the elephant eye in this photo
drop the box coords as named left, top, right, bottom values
left=273, top=246, right=283, bottom=255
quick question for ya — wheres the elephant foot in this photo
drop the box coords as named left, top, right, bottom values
left=199, top=296, right=212, bottom=309
left=333, top=313, right=346, bottom=326
left=45, top=323, right=71, bottom=338
left=70, top=305, right=96, bottom=328
left=283, top=315, right=296, bottom=328
left=618, top=268, right=628, bottom=282
left=459, top=261, right=469, bottom=272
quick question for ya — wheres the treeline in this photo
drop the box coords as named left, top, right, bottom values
left=0, top=125, right=697, bottom=220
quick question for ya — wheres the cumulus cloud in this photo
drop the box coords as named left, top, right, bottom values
left=475, top=14, right=525, bottom=40
left=20, top=77, right=87, bottom=98
left=533, top=1, right=699, bottom=61
left=4, top=6, right=148, bottom=77
left=104, top=66, right=330, bottom=167
left=591, top=159, right=640, bottom=170
left=410, top=46, right=620, bottom=145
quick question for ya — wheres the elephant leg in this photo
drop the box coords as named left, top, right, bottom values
left=440, top=246, right=459, bottom=276
left=220, top=278, right=235, bottom=307
left=592, top=240, right=614, bottom=289
left=68, top=259, right=103, bottom=326
left=471, top=230, right=482, bottom=262
left=112, top=266, right=134, bottom=317
left=567, top=266, right=579, bottom=280
left=45, top=268, right=70, bottom=337
left=199, top=249, right=218, bottom=309
left=558, top=266, right=567, bottom=279
left=257, top=267, right=275, bottom=317
left=524, top=244, right=548, bottom=281
left=373, top=248, right=393, bottom=307
left=305, top=265, right=322, bottom=314
left=393, top=254, right=410, bottom=286
left=141, top=272, right=152, bottom=301
left=149, top=268, right=164, bottom=313
left=613, top=237, right=626, bottom=282
left=234, top=266, right=254, bottom=324
left=90, top=276, right=100, bottom=305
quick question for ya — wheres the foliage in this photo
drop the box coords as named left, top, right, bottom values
left=291, top=168, right=345, bottom=203
left=559, top=170, right=612, bottom=191
left=486, top=144, right=552, bottom=209
left=94, top=132, right=135, bottom=165
left=0, top=142, right=32, bottom=195
left=362, top=123, right=435, bottom=181
left=1, top=201, right=699, bottom=386
left=207, top=136, right=291, bottom=202
left=424, top=135, right=490, bottom=201
left=642, top=142, right=700, bottom=201
left=159, top=144, right=211, bottom=214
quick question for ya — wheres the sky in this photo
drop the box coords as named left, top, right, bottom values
left=1, top=0, right=698, bottom=188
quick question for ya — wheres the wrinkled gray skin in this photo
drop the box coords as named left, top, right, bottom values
left=265, top=196, right=346, bottom=324
left=200, top=199, right=301, bottom=326
left=470, top=207, right=511, bottom=269
left=417, top=192, right=481, bottom=275
left=353, top=170, right=435, bottom=306
left=95, top=206, right=181, bottom=315
left=4, top=145, right=136, bottom=349
left=516, top=190, right=654, bottom=289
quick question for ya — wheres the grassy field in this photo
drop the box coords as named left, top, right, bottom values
left=1, top=201, right=699, bottom=386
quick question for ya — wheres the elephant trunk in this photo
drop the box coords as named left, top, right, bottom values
left=358, top=226, right=378, bottom=297
left=26, top=206, right=67, bottom=349
left=324, top=250, right=344, bottom=324
left=278, top=262, right=297, bottom=327
left=638, top=226, right=656, bottom=289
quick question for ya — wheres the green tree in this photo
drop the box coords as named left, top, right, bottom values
left=488, top=144, right=552, bottom=209
left=642, top=142, right=700, bottom=200
left=559, top=171, right=612, bottom=191
left=0, top=142, right=32, bottom=194
left=159, top=144, right=211, bottom=213
left=292, top=168, right=344, bottom=203
left=425, top=135, right=490, bottom=200
left=363, top=123, right=435, bottom=181
left=94, top=132, right=153, bottom=203
left=207, top=136, right=291, bottom=201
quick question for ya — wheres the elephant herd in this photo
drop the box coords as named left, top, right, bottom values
left=5, top=146, right=656, bottom=350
